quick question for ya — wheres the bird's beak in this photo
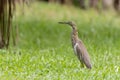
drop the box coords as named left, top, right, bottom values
left=58, top=22, right=69, bottom=24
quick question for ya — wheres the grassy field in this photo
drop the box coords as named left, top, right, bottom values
left=0, top=2, right=120, bottom=80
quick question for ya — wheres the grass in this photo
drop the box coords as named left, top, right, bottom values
left=0, top=1, right=120, bottom=80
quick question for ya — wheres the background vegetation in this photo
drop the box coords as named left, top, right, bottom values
left=0, top=1, right=120, bottom=80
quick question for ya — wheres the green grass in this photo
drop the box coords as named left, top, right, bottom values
left=0, top=1, right=120, bottom=80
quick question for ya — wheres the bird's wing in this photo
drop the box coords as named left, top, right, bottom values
left=76, top=40, right=92, bottom=69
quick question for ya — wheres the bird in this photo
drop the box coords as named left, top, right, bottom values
left=58, top=21, right=92, bottom=69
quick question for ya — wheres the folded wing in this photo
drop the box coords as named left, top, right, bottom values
left=76, top=40, right=92, bottom=69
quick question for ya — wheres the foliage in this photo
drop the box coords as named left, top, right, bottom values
left=0, top=2, right=120, bottom=80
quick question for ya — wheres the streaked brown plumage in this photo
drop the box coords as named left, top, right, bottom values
left=59, top=21, right=92, bottom=69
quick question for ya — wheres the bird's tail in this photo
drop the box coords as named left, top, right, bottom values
left=83, top=55, right=92, bottom=69
left=85, top=61, right=92, bottom=69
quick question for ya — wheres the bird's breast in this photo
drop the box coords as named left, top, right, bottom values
left=73, top=43, right=79, bottom=55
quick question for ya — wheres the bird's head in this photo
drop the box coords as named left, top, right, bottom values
left=58, top=21, right=76, bottom=26
left=58, top=21, right=76, bottom=30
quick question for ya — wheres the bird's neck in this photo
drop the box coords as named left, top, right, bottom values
left=71, top=25, right=80, bottom=46
left=71, top=28, right=79, bottom=44
left=72, top=29, right=78, bottom=38
left=72, top=25, right=78, bottom=39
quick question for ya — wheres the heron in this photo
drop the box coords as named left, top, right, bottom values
left=59, top=21, right=92, bottom=69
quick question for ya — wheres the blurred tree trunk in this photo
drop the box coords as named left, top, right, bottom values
left=102, top=0, right=113, bottom=10
left=0, top=0, right=15, bottom=49
left=64, top=0, right=72, bottom=5
left=48, top=0, right=72, bottom=4
left=114, top=0, right=120, bottom=11
left=48, top=0, right=55, bottom=2
left=89, top=0, right=98, bottom=9
left=0, top=31, right=4, bottom=48
left=79, top=0, right=86, bottom=9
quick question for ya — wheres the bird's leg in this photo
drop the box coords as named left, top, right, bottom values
left=77, top=54, right=85, bottom=68
left=81, top=63, right=84, bottom=68
left=80, top=60, right=85, bottom=68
